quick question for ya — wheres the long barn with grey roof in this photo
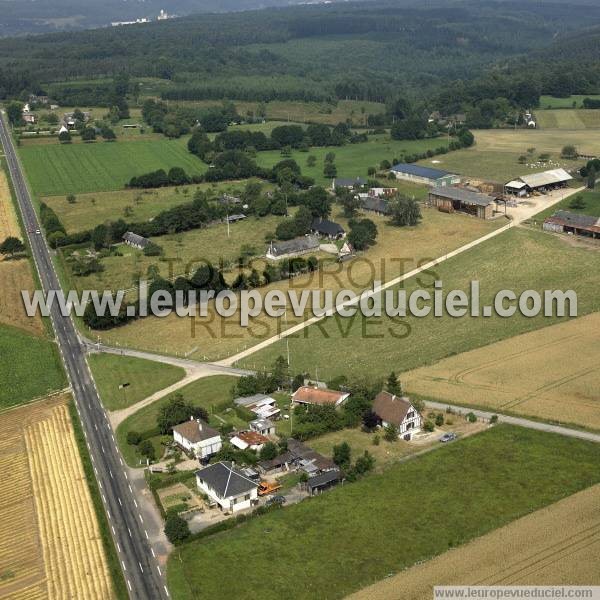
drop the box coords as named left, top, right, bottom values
left=429, top=186, right=499, bottom=219
left=390, top=163, right=460, bottom=186
left=543, top=210, right=600, bottom=239
left=266, top=235, right=319, bottom=260
left=122, top=231, right=150, bottom=249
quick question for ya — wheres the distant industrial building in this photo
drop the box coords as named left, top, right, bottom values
left=429, top=186, right=498, bottom=219
left=390, top=163, right=460, bottom=187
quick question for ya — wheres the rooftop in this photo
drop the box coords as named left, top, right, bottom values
left=519, top=168, right=573, bottom=188
left=391, top=163, right=453, bottom=180
left=311, top=218, right=345, bottom=236
left=196, top=461, right=258, bottom=498
left=292, top=386, right=348, bottom=406
left=173, top=419, right=220, bottom=443
left=236, top=431, right=270, bottom=446
left=267, top=235, right=319, bottom=257
left=307, top=469, right=341, bottom=490
left=545, top=210, right=600, bottom=232
left=430, top=186, right=497, bottom=206
left=122, top=231, right=150, bottom=248
left=372, top=391, right=416, bottom=427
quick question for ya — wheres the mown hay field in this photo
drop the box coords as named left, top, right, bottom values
left=18, top=137, right=206, bottom=197
left=404, top=313, right=600, bottom=431
left=0, top=394, right=114, bottom=599
left=536, top=109, right=600, bottom=130
left=348, top=483, right=600, bottom=600
left=96, top=208, right=498, bottom=361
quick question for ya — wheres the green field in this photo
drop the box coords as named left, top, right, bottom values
left=255, top=134, right=449, bottom=186
left=88, top=353, right=185, bottom=411
left=536, top=109, right=600, bottom=130
left=167, top=425, right=600, bottom=600
left=0, top=324, right=67, bottom=409
left=240, top=227, right=600, bottom=382
left=43, top=179, right=271, bottom=234
left=116, top=375, right=237, bottom=466
left=19, top=138, right=206, bottom=196
left=531, top=188, right=600, bottom=224
left=539, top=95, right=600, bottom=109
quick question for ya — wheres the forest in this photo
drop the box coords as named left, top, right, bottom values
left=2, top=0, right=600, bottom=112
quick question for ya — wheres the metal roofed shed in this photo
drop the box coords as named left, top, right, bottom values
left=519, top=168, right=573, bottom=189
left=266, top=235, right=320, bottom=260
left=429, top=186, right=498, bottom=219
left=390, top=163, right=460, bottom=186
left=306, top=470, right=342, bottom=495
left=543, top=210, right=600, bottom=239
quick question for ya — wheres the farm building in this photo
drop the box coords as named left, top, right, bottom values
left=311, top=218, right=346, bottom=240
left=390, top=164, right=460, bottom=187
left=360, top=195, right=390, bottom=215
left=249, top=417, right=275, bottom=436
left=122, top=231, right=150, bottom=250
left=225, top=213, right=247, bottom=223
left=266, top=235, right=319, bottom=260
left=332, top=177, right=367, bottom=190
left=306, top=470, right=341, bottom=495
left=372, top=392, right=422, bottom=441
left=230, top=431, right=270, bottom=452
left=543, top=211, right=600, bottom=239
left=234, top=394, right=280, bottom=420
left=287, top=439, right=337, bottom=476
left=505, top=169, right=573, bottom=195
left=429, top=186, right=498, bottom=219
left=172, top=418, right=222, bottom=460
left=196, top=462, right=259, bottom=513
left=292, top=386, right=350, bottom=407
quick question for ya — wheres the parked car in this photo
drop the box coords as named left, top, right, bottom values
left=439, top=432, right=457, bottom=443
left=266, top=495, right=286, bottom=506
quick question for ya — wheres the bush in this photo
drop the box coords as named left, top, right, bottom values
left=139, top=439, right=156, bottom=461
left=383, top=424, right=398, bottom=442
left=126, top=431, right=142, bottom=446
left=435, top=414, right=444, bottom=427
left=372, top=434, right=380, bottom=446
left=423, top=420, right=435, bottom=432
left=164, top=513, right=191, bottom=544
left=490, top=414, right=499, bottom=424
left=466, top=412, right=477, bottom=423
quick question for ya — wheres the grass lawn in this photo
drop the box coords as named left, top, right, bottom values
left=43, top=179, right=272, bottom=234
left=116, top=375, right=237, bottom=466
left=61, top=213, right=289, bottom=295
left=539, top=95, right=600, bottom=109
left=167, top=425, right=600, bottom=600
left=19, top=137, right=206, bottom=196
left=528, top=188, right=600, bottom=224
left=96, top=209, right=498, bottom=361
left=88, top=353, right=185, bottom=411
left=255, top=134, right=449, bottom=186
left=239, top=227, right=600, bottom=382
left=0, top=324, right=66, bottom=409
left=417, top=129, right=586, bottom=183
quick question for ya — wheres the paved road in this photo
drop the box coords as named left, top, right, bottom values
left=425, top=401, right=600, bottom=444
left=0, top=113, right=169, bottom=600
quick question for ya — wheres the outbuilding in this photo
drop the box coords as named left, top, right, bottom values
left=311, top=218, right=346, bottom=240
left=122, top=231, right=150, bottom=250
left=543, top=210, right=600, bottom=240
left=390, top=164, right=460, bottom=187
left=266, top=236, right=320, bottom=260
left=291, top=386, right=350, bottom=407
left=429, top=186, right=498, bottom=219
left=306, top=470, right=342, bottom=495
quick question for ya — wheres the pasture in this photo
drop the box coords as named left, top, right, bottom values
left=539, top=94, right=600, bottom=109
left=404, top=313, right=600, bottom=431
left=19, top=137, right=206, bottom=196
left=95, top=209, right=498, bottom=361
left=536, top=109, right=600, bottom=130
left=531, top=188, right=600, bottom=224
left=349, top=483, right=600, bottom=599
left=43, top=179, right=272, bottom=234
left=417, top=129, right=588, bottom=182
left=89, top=353, right=185, bottom=411
left=0, top=394, right=114, bottom=599
left=239, top=228, right=600, bottom=382
left=116, top=375, right=237, bottom=466
left=0, top=324, right=66, bottom=409
left=167, top=425, right=600, bottom=600
left=254, top=134, right=449, bottom=186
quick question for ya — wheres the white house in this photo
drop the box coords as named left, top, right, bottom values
left=196, top=462, right=259, bottom=513
left=372, top=391, right=422, bottom=441
left=249, top=418, right=276, bottom=436
left=172, top=418, right=222, bottom=460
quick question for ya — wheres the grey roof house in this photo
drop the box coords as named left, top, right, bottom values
left=311, top=218, right=346, bottom=239
left=266, top=235, right=319, bottom=260
left=122, top=231, right=150, bottom=249
left=196, top=461, right=259, bottom=513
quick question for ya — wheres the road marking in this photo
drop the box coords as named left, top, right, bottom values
left=128, top=527, right=132, bottom=538
left=151, top=547, right=155, bottom=557
left=157, top=565, right=162, bottom=576
left=117, top=542, right=121, bottom=553
left=138, top=562, right=144, bottom=573
left=118, top=497, right=122, bottom=506
left=134, top=499, right=138, bottom=508
left=164, top=585, right=170, bottom=596
left=128, top=484, right=133, bottom=493
left=107, top=509, right=112, bottom=520
left=121, top=560, right=127, bottom=572
left=119, top=457, right=123, bottom=466
left=145, top=530, right=149, bottom=540
left=127, top=580, right=132, bottom=592
left=109, top=469, right=113, bottom=479
left=138, top=513, right=144, bottom=524
left=101, top=493, right=106, bottom=503
left=111, top=525, right=116, bottom=535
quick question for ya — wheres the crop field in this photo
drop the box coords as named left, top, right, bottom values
left=116, top=375, right=237, bottom=466
left=89, top=353, right=185, bottom=411
left=95, top=209, right=498, bottom=361
left=416, top=129, right=590, bottom=183
left=404, top=313, right=600, bottom=431
left=539, top=94, right=600, bottom=109
left=255, top=134, right=449, bottom=186
left=349, top=483, right=600, bottom=599
left=240, top=228, right=600, bottom=382
left=536, top=109, right=600, bottom=130
left=167, top=425, right=600, bottom=600
left=43, top=179, right=272, bottom=234
left=0, top=169, right=19, bottom=242
left=0, top=394, right=113, bottom=599
left=19, top=137, right=206, bottom=196
left=0, top=325, right=66, bottom=409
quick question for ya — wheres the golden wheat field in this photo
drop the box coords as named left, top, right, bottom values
left=0, top=395, right=114, bottom=600
left=0, top=170, right=19, bottom=243
left=348, top=484, right=600, bottom=600
left=404, top=313, right=600, bottom=430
